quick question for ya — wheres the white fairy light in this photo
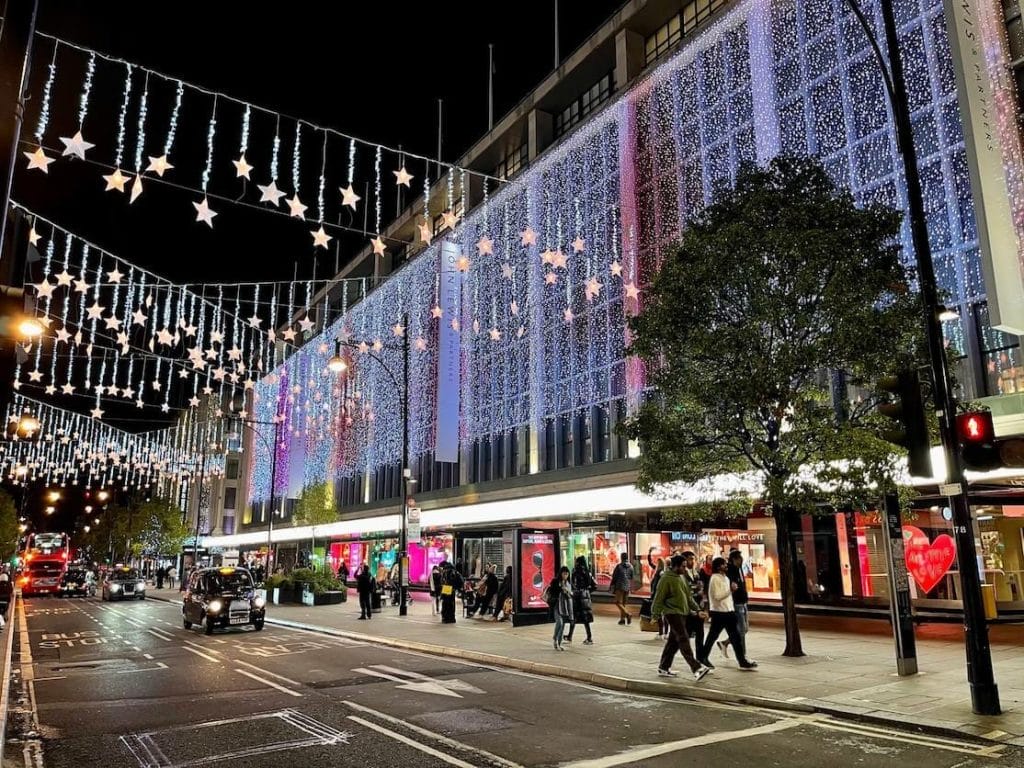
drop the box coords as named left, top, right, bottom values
left=270, top=115, right=281, bottom=181
left=292, top=122, right=302, bottom=193
left=77, top=52, right=96, bottom=129
left=317, top=131, right=327, bottom=222
left=133, top=72, right=149, bottom=172
left=114, top=63, right=134, bottom=168
left=164, top=80, right=184, bottom=157
left=240, top=104, right=251, bottom=154
left=202, top=95, right=218, bottom=191
left=35, top=41, right=58, bottom=144
left=374, top=145, right=382, bottom=234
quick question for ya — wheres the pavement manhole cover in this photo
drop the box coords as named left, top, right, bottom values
left=411, top=708, right=516, bottom=735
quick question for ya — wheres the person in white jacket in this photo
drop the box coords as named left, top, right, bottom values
left=698, top=557, right=757, bottom=670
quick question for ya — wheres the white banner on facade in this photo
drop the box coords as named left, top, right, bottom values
left=945, top=0, right=1024, bottom=334
left=436, top=241, right=462, bottom=463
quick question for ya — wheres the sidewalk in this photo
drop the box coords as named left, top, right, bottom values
left=148, top=587, right=1024, bottom=746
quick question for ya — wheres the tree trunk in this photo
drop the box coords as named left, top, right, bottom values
left=774, top=508, right=805, bottom=657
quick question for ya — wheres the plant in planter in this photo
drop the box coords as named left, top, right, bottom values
left=264, top=573, right=294, bottom=604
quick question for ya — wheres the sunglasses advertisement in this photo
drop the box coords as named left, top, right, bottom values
left=519, top=532, right=556, bottom=611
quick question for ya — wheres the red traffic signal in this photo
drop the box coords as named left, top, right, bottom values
left=956, top=411, right=1001, bottom=471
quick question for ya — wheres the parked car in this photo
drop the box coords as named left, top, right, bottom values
left=60, top=568, right=94, bottom=597
left=183, top=566, right=265, bottom=635
left=101, top=567, right=146, bottom=601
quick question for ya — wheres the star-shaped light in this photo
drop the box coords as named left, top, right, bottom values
left=501, top=263, right=514, bottom=279
left=286, top=194, right=308, bottom=219
left=521, top=227, right=537, bottom=246
left=441, top=210, right=459, bottom=230
left=226, top=346, right=242, bottom=362
left=414, top=337, right=428, bottom=351
left=116, top=331, right=129, bottom=347
left=298, top=316, right=315, bottom=333
left=73, top=275, right=92, bottom=293
left=418, top=220, right=432, bottom=244
left=27, top=369, right=42, bottom=382
left=311, top=226, right=332, bottom=249
left=146, top=155, right=174, bottom=176
left=357, top=341, right=369, bottom=354
left=132, top=308, right=148, bottom=326
left=340, top=184, right=361, bottom=210
left=248, top=313, right=262, bottom=328
left=152, top=380, right=162, bottom=392
left=585, top=276, right=603, bottom=301
left=551, top=250, right=568, bottom=269
left=392, top=323, right=405, bottom=337
left=61, top=383, right=74, bottom=395
left=209, top=329, right=224, bottom=345
left=59, top=131, right=95, bottom=160
left=55, top=328, right=70, bottom=344
left=450, top=319, right=460, bottom=332
left=28, top=227, right=40, bottom=246
left=55, top=269, right=73, bottom=287
left=103, top=169, right=129, bottom=192
left=393, top=167, right=414, bottom=187
left=122, top=386, right=135, bottom=398
left=156, top=328, right=175, bottom=346
left=34, top=280, right=54, bottom=300
left=103, top=315, right=123, bottom=331
left=430, top=305, right=443, bottom=319
left=189, top=396, right=200, bottom=408
left=563, top=307, right=575, bottom=323
left=540, top=249, right=555, bottom=265
left=106, top=267, right=124, bottom=284
left=24, top=147, right=54, bottom=173
left=257, top=179, right=286, bottom=206
left=624, top=282, right=640, bottom=300
left=489, top=327, right=502, bottom=341
left=572, top=236, right=586, bottom=254
left=610, top=260, right=623, bottom=277
left=371, top=235, right=387, bottom=256
left=282, top=328, right=297, bottom=342
left=104, top=384, right=119, bottom=396
left=193, top=197, right=217, bottom=227
left=90, top=406, right=104, bottom=420
left=182, top=322, right=197, bottom=337
left=232, top=154, right=254, bottom=179
left=476, top=235, right=494, bottom=256
left=372, top=339, right=383, bottom=352
left=455, top=255, right=471, bottom=272
left=44, top=384, right=56, bottom=396
left=85, top=302, right=105, bottom=321
left=544, top=272, right=558, bottom=285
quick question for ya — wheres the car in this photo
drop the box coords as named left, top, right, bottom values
left=60, top=568, right=95, bottom=597
left=101, top=567, right=146, bottom=601
left=183, top=566, right=265, bottom=635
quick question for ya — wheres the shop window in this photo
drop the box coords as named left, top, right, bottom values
left=494, top=143, right=528, bottom=181
left=594, top=405, right=610, bottom=463
left=494, top=434, right=506, bottom=480
left=509, top=429, right=519, bottom=478
left=559, top=417, right=574, bottom=469
left=975, top=302, right=1023, bottom=396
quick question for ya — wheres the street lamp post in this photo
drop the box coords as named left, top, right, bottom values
left=330, top=312, right=412, bottom=616
left=227, top=413, right=281, bottom=579
left=847, top=0, right=1000, bottom=714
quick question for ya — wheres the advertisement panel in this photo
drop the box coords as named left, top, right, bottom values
left=519, top=532, right=556, bottom=611
left=435, top=241, right=463, bottom=462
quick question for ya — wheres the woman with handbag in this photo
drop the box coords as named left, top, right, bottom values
left=565, top=556, right=596, bottom=645
left=440, top=562, right=463, bottom=624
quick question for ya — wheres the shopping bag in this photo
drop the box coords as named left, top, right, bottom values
left=441, top=584, right=453, bottom=596
left=639, top=598, right=653, bottom=619
left=640, top=616, right=660, bottom=633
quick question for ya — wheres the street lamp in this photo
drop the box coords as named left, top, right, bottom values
left=846, top=0, right=1000, bottom=714
left=97, top=490, right=110, bottom=503
left=328, top=312, right=411, bottom=616
left=17, top=316, right=43, bottom=339
left=47, top=490, right=60, bottom=503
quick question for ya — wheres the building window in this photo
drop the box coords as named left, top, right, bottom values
left=975, top=302, right=1023, bottom=396
left=494, top=143, right=528, bottom=181
left=223, top=487, right=237, bottom=510
left=555, top=72, right=614, bottom=137
left=645, top=13, right=682, bottom=65
left=225, top=458, right=239, bottom=480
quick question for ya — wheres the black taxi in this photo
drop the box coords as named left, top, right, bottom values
left=183, top=566, right=266, bottom=635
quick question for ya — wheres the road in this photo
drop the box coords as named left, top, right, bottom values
left=3, top=595, right=1020, bottom=768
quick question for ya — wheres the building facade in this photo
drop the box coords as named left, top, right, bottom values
left=204, top=0, right=1024, bottom=615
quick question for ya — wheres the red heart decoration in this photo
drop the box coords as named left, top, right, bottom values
left=903, top=525, right=957, bottom=594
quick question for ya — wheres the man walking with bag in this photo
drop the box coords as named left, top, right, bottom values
left=652, top=554, right=710, bottom=682
left=611, top=552, right=634, bottom=625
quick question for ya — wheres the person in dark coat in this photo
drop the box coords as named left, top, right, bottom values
left=565, top=556, right=596, bottom=644
left=440, top=563, right=463, bottom=624
left=470, top=564, right=499, bottom=618
left=492, top=565, right=513, bottom=620
left=356, top=564, right=374, bottom=620
left=337, top=561, right=349, bottom=584
left=430, top=565, right=443, bottom=614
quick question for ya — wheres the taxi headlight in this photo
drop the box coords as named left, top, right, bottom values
left=109, top=583, right=121, bottom=592
left=136, top=581, right=146, bottom=590
left=253, top=597, right=266, bottom=608
left=206, top=599, right=223, bottom=613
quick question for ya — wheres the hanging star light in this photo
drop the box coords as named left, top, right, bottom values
left=257, top=179, right=286, bottom=206
left=520, top=227, right=537, bottom=246
left=430, top=305, right=443, bottom=319
left=286, top=194, right=308, bottom=219
left=193, top=197, right=218, bottom=227
left=24, top=147, right=55, bottom=173
left=572, top=236, right=586, bottom=253
left=340, top=183, right=361, bottom=209
left=233, top=154, right=253, bottom=179
left=455, top=254, right=471, bottom=272
left=59, top=131, right=95, bottom=160
left=28, top=227, right=40, bottom=246
left=391, top=323, right=405, bottom=337
left=418, top=221, right=432, bottom=244
left=609, top=260, right=623, bottom=277
left=106, top=267, right=124, bottom=283
left=146, top=155, right=173, bottom=176
left=393, top=167, right=413, bottom=187
left=102, top=169, right=129, bottom=192
left=129, top=174, right=144, bottom=204
left=624, top=282, right=640, bottom=300
left=476, top=236, right=494, bottom=256
left=441, top=210, right=459, bottom=230
left=34, top=280, right=55, bottom=300
left=311, top=226, right=332, bottom=249
left=371, top=236, right=387, bottom=256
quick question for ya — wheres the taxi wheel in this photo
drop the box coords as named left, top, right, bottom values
left=204, top=616, right=215, bottom=635
left=253, top=618, right=265, bottom=631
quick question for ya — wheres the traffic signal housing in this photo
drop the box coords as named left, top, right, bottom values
left=877, top=370, right=933, bottom=478
left=956, top=411, right=1003, bottom=471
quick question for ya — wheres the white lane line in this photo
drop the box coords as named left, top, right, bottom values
left=181, top=646, right=220, bottom=663
left=131, top=646, right=141, bottom=652
left=183, top=640, right=221, bottom=655
left=234, top=659, right=301, bottom=686
left=234, top=668, right=302, bottom=698
left=809, top=721, right=1004, bottom=758
left=33, top=675, right=67, bottom=682
left=557, top=717, right=816, bottom=768
left=348, top=716, right=477, bottom=767
left=147, top=629, right=173, bottom=642
left=143, top=654, right=154, bottom=660
left=342, top=701, right=523, bottom=768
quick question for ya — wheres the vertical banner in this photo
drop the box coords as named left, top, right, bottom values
left=435, top=242, right=462, bottom=463
left=944, top=0, right=1024, bottom=333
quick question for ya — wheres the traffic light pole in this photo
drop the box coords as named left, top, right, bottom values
left=852, top=0, right=1000, bottom=714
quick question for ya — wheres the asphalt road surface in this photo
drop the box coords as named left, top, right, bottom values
left=4, top=595, right=1021, bottom=768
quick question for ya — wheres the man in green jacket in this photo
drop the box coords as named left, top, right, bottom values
left=652, top=554, right=710, bottom=681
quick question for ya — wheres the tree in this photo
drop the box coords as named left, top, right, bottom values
left=0, top=489, right=19, bottom=561
left=79, top=496, right=187, bottom=563
left=621, top=157, right=923, bottom=657
left=292, top=483, right=336, bottom=571
left=135, top=498, right=190, bottom=560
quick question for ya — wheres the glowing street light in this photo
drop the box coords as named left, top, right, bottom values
left=45, top=506, right=55, bottom=515
left=17, top=317, right=43, bottom=338
left=47, top=490, right=60, bottom=503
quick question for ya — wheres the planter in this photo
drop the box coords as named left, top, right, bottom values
left=313, top=590, right=345, bottom=606
left=272, top=587, right=295, bottom=604
left=291, top=581, right=311, bottom=604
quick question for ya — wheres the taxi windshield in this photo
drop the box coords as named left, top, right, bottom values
left=111, top=568, right=139, bottom=580
left=207, top=571, right=253, bottom=593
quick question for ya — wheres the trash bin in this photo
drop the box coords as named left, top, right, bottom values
left=981, top=583, right=998, bottom=619
left=371, top=587, right=382, bottom=613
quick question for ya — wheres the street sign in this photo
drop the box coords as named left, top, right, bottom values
left=939, top=482, right=963, bottom=496
left=407, top=507, right=421, bottom=541
left=881, top=492, right=918, bottom=676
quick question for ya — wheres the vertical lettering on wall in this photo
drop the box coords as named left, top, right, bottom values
left=435, top=241, right=462, bottom=463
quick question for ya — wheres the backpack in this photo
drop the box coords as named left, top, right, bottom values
left=541, top=583, right=556, bottom=606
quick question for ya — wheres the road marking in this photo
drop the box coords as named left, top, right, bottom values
left=183, top=640, right=221, bottom=654
left=369, top=664, right=485, bottom=694
left=32, top=675, right=67, bottom=682
left=234, top=659, right=301, bottom=686
left=234, top=668, right=302, bottom=697
left=146, top=628, right=173, bottom=642
left=131, top=646, right=141, bottom=652
left=343, top=701, right=523, bottom=768
left=143, top=654, right=153, bottom=660
left=352, top=665, right=483, bottom=698
left=347, top=715, right=476, bottom=768
left=808, top=720, right=1004, bottom=758
left=180, top=646, right=220, bottom=663
left=558, top=717, right=819, bottom=768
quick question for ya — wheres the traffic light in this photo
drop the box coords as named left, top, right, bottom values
left=877, top=370, right=933, bottom=477
left=956, top=411, right=1002, bottom=471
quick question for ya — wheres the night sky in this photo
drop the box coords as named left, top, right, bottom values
left=7, top=1, right=623, bottom=528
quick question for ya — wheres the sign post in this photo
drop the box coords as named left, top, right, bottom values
left=407, top=507, right=421, bottom=542
left=880, top=492, right=918, bottom=676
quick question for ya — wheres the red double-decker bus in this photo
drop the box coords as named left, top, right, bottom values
left=20, top=532, right=71, bottom=596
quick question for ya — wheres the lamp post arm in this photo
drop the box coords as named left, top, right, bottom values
left=337, top=341, right=404, bottom=392
left=844, top=0, right=897, bottom=111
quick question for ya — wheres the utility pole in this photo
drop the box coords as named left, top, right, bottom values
left=488, top=45, right=495, bottom=131
left=554, top=0, right=560, bottom=68
left=399, top=312, right=410, bottom=616
left=0, top=0, right=38, bottom=269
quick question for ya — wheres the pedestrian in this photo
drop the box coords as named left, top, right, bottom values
left=471, top=564, right=499, bottom=618
left=493, top=565, right=513, bottom=620
left=156, top=565, right=165, bottom=590
left=716, top=550, right=750, bottom=660
left=546, top=565, right=573, bottom=650
left=356, top=563, right=374, bottom=620
left=649, top=558, right=666, bottom=637
left=565, top=556, right=596, bottom=645
left=166, top=565, right=176, bottom=590
left=440, top=562, right=463, bottom=624
left=651, top=554, right=711, bottom=681
left=430, top=565, right=443, bottom=615
left=337, top=560, right=349, bottom=584
left=610, top=551, right=634, bottom=625
left=681, top=551, right=706, bottom=654
left=699, top=557, right=757, bottom=670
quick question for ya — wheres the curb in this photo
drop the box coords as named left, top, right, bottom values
left=147, top=595, right=1012, bottom=746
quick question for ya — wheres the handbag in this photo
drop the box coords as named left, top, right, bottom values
left=502, top=597, right=513, bottom=615
left=440, top=584, right=453, bottom=596
left=640, top=616, right=660, bottom=632
left=639, top=598, right=653, bottom=619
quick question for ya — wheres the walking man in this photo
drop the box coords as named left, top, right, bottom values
left=356, top=564, right=374, bottom=620
left=681, top=551, right=706, bottom=655
left=652, top=555, right=710, bottom=681
left=610, top=552, right=634, bottom=625
left=716, top=550, right=750, bottom=659
left=700, top=557, right=757, bottom=669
